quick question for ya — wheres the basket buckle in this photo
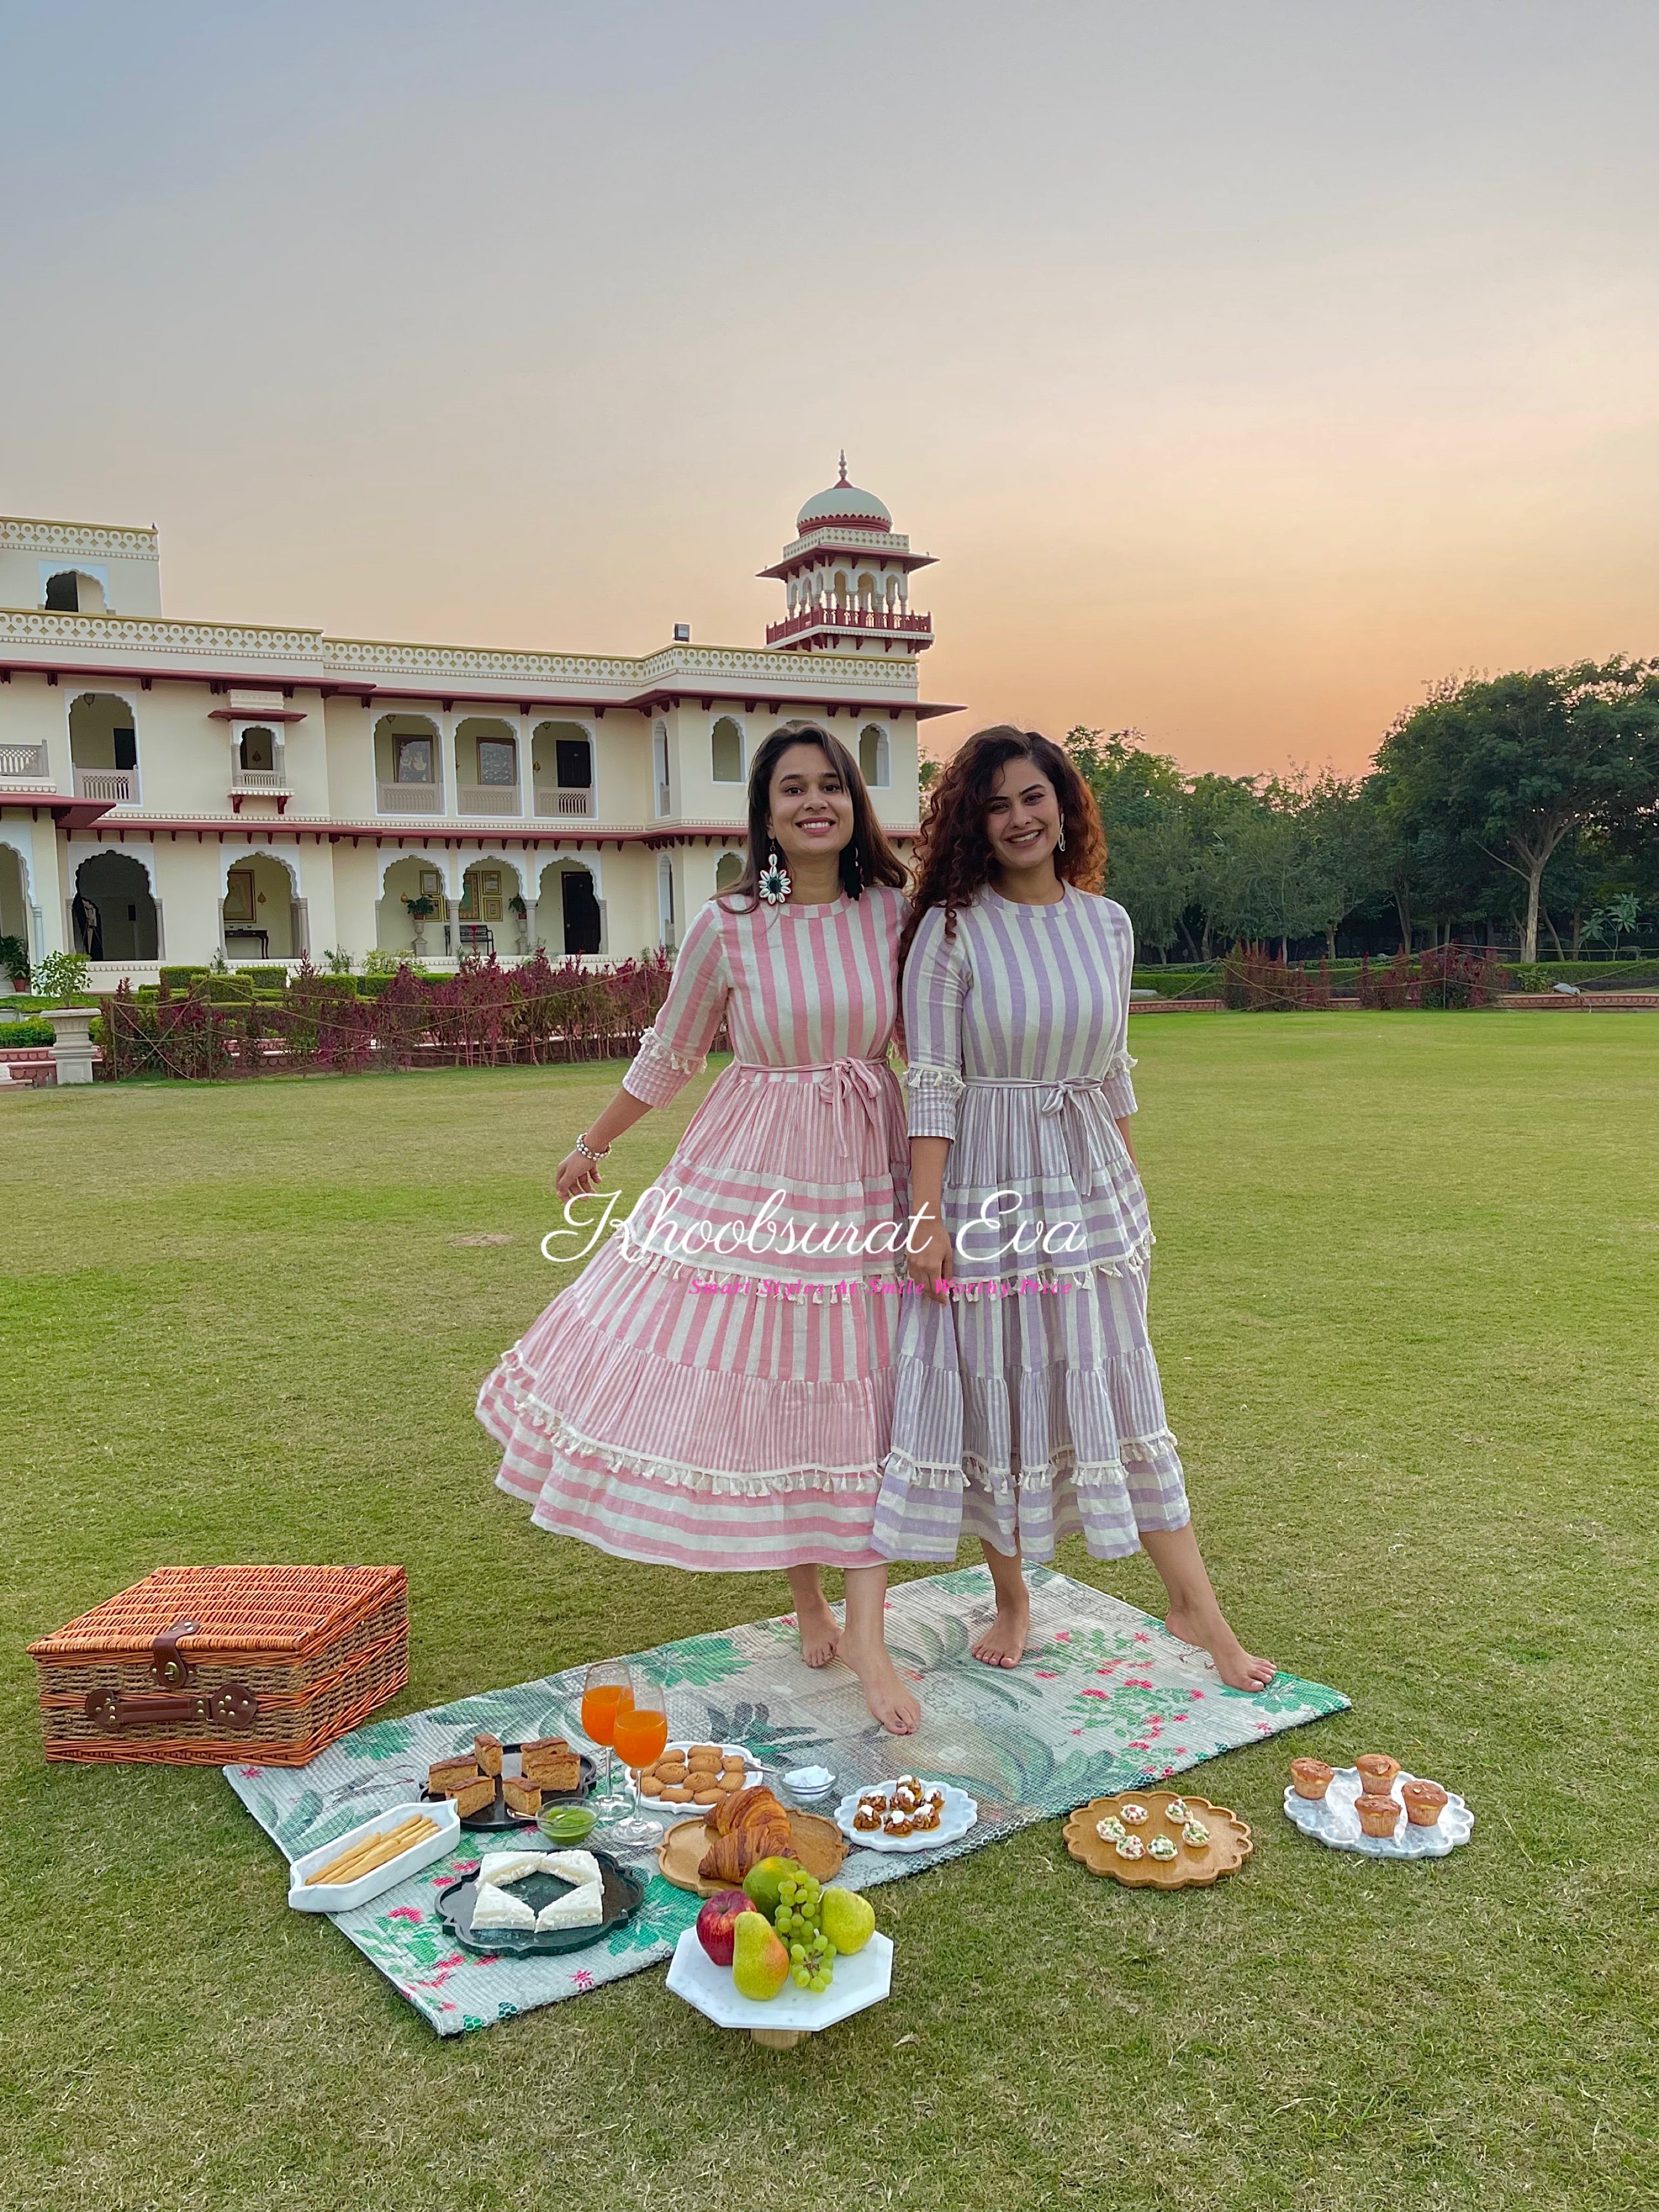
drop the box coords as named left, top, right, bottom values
left=151, top=1618, right=200, bottom=1689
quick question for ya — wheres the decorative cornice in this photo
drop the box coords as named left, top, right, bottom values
left=776, top=526, right=912, bottom=561
left=0, top=518, right=160, bottom=562
left=0, top=610, right=325, bottom=659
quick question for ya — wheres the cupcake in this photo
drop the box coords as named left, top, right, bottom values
left=1354, top=1792, right=1401, bottom=1839
left=1354, top=1753, right=1401, bottom=1794
left=1400, top=1779, right=1448, bottom=1827
left=1289, top=1757, right=1335, bottom=1801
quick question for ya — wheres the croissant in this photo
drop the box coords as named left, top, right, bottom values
left=697, top=1784, right=791, bottom=1883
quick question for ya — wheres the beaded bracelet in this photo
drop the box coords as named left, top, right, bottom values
left=574, top=1132, right=610, bottom=1164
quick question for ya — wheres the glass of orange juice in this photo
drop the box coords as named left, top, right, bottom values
left=580, top=1662, right=633, bottom=1818
left=606, top=1678, right=669, bottom=1846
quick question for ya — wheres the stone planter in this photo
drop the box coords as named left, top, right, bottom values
left=41, top=1004, right=99, bottom=1085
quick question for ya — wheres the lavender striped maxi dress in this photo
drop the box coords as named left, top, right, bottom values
left=871, top=884, right=1192, bottom=1564
left=477, top=885, right=910, bottom=1572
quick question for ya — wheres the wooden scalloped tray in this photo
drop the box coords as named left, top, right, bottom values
left=657, top=1812, right=847, bottom=1897
left=1063, top=1791, right=1251, bottom=1888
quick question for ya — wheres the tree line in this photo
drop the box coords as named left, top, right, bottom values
left=921, top=658, right=1659, bottom=963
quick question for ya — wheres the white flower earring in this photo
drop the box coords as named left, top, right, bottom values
left=758, top=839, right=792, bottom=905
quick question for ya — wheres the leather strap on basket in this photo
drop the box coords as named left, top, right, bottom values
left=151, top=1618, right=200, bottom=1688
left=84, top=1682, right=259, bottom=1733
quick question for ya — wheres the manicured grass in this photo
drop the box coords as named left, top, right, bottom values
left=3, top=1014, right=1655, bottom=2212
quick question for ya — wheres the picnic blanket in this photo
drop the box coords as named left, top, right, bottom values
left=226, top=1564, right=1346, bottom=2034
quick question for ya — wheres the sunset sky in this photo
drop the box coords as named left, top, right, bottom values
left=3, top=1, right=1654, bottom=779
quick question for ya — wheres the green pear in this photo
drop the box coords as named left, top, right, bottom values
left=820, top=1885, right=875, bottom=1956
left=730, top=1909, right=790, bottom=2001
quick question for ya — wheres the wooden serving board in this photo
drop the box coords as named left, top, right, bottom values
left=1063, top=1791, right=1251, bottom=1889
left=657, top=1812, right=847, bottom=1897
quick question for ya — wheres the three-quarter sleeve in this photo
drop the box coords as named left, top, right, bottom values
left=1100, top=905, right=1139, bottom=1119
left=901, top=904, right=969, bottom=1141
left=623, top=901, right=731, bottom=1108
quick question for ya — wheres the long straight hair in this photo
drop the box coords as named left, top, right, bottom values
left=718, top=721, right=908, bottom=911
left=896, top=725, right=1106, bottom=977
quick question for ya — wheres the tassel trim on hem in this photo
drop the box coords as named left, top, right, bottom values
left=883, top=1431, right=1178, bottom=1494
left=485, top=1359, right=885, bottom=1495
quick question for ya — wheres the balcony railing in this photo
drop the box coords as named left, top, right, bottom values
left=765, top=605, right=933, bottom=647
left=376, top=781, right=443, bottom=814
left=458, top=784, right=524, bottom=816
left=231, top=768, right=288, bottom=794
left=534, top=787, right=594, bottom=817
left=73, top=767, right=137, bottom=803
left=1, top=743, right=49, bottom=779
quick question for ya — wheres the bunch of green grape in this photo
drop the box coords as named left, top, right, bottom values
left=774, top=1870, right=834, bottom=1993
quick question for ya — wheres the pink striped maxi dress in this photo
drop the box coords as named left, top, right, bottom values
left=871, top=884, right=1192, bottom=1564
left=477, top=885, right=909, bottom=1571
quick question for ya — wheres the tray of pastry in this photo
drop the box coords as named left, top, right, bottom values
left=420, top=1732, right=595, bottom=1831
left=634, top=1740, right=761, bottom=1812
left=1064, top=1791, right=1251, bottom=1887
left=1284, top=1755, right=1472, bottom=1859
left=656, top=1781, right=847, bottom=1898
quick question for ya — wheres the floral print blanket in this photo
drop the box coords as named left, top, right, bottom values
left=225, top=1565, right=1346, bottom=2035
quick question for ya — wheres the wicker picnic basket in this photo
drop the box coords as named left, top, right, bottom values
left=28, top=1565, right=408, bottom=1766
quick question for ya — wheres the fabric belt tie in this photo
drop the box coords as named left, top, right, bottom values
left=737, top=1056, right=894, bottom=1165
left=965, top=1074, right=1108, bottom=1198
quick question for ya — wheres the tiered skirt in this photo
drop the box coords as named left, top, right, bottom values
left=872, top=1077, right=1191, bottom=1564
left=477, top=1059, right=908, bottom=1572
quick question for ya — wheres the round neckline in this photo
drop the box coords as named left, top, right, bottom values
left=775, top=889, right=851, bottom=916
left=981, top=879, right=1070, bottom=913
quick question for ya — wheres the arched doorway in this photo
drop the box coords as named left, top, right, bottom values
left=74, top=852, right=158, bottom=960
left=377, top=855, right=447, bottom=956
left=531, top=723, right=593, bottom=817
left=46, top=570, right=107, bottom=613
left=373, top=714, right=442, bottom=813
left=0, top=842, right=30, bottom=973
left=714, top=851, right=744, bottom=894
left=859, top=725, right=890, bottom=789
left=711, top=718, right=744, bottom=785
left=222, top=851, right=304, bottom=961
left=457, top=857, right=524, bottom=957
left=69, top=693, right=139, bottom=803
left=537, top=860, right=603, bottom=957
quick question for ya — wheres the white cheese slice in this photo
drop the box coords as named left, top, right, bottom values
left=539, top=1849, right=601, bottom=1888
left=470, top=1881, right=537, bottom=1930
left=536, top=1879, right=603, bottom=1932
left=478, top=1851, right=547, bottom=1887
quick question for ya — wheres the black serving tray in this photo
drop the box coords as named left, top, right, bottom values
left=437, top=1850, right=643, bottom=1956
left=421, top=1741, right=596, bottom=1832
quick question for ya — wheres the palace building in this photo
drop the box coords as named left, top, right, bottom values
left=0, top=460, right=950, bottom=983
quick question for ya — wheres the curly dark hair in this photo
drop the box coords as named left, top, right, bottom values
left=718, top=721, right=908, bottom=911
left=896, top=725, right=1106, bottom=977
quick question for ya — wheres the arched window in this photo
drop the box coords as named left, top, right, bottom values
left=45, top=572, right=79, bottom=611
left=859, top=725, right=890, bottom=789
left=239, top=727, right=276, bottom=774
left=69, top=692, right=139, bottom=803
left=714, top=851, right=743, bottom=892
left=710, top=717, right=744, bottom=784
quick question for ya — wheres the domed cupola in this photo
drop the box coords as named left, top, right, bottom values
left=795, top=454, right=892, bottom=535
left=760, top=455, right=936, bottom=657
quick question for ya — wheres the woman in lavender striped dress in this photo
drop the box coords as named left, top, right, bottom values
left=478, top=724, right=921, bottom=1732
left=872, top=727, right=1273, bottom=1691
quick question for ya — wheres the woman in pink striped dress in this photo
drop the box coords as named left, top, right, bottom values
left=478, top=724, right=921, bottom=1732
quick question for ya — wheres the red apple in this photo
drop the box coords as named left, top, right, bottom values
left=696, top=1890, right=750, bottom=1967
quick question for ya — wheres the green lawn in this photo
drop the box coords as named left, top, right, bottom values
left=3, top=1014, right=1655, bottom=2211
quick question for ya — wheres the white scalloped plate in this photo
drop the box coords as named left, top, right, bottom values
left=834, top=1781, right=977, bottom=1853
left=1283, top=1766, right=1473, bottom=1859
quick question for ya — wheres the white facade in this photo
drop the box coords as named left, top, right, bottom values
left=0, top=474, right=948, bottom=984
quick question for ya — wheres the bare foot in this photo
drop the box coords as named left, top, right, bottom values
left=841, top=1635, right=921, bottom=1734
left=1164, top=1602, right=1277, bottom=1692
left=792, top=1592, right=841, bottom=1669
left=972, top=1588, right=1030, bottom=1669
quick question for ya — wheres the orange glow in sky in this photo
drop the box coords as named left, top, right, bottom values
left=2, top=2, right=1654, bottom=782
